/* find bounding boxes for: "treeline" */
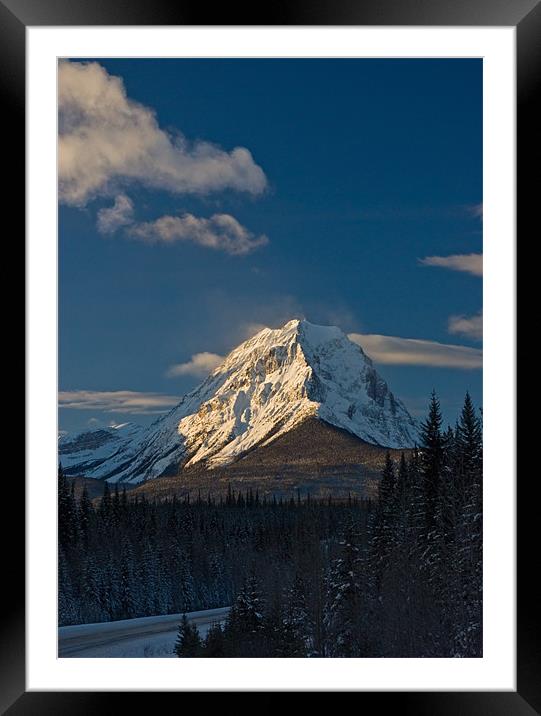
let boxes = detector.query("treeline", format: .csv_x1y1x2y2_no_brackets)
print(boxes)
59,391,482,658
59,472,373,630
174,392,482,658
363,390,483,658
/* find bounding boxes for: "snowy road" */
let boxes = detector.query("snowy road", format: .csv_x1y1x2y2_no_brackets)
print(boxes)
58,607,230,658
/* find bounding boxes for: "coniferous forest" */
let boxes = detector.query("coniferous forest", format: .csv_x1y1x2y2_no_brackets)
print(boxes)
59,392,482,658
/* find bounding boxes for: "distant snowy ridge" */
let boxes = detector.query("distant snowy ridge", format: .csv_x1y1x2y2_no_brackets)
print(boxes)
59,423,145,473
60,320,419,483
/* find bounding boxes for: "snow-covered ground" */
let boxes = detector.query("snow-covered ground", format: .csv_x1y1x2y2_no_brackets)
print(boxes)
58,607,230,658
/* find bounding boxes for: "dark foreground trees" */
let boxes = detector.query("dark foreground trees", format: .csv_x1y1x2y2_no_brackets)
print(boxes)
59,392,482,658
174,614,201,657
58,478,372,630
363,391,483,657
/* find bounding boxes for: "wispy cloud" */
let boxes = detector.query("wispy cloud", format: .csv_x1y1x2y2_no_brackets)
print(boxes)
448,311,483,341
348,333,482,370
59,390,181,414
239,322,269,339
97,194,134,234
419,253,483,277
166,352,224,378
469,203,483,219
127,213,268,255
58,61,267,206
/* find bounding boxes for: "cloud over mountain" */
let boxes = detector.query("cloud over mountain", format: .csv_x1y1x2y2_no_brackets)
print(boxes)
59,390,181,414
166,352,224,378
348,333,482,369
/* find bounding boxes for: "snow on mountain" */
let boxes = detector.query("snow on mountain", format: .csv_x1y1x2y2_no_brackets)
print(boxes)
61,320,419,483
59,423,145,474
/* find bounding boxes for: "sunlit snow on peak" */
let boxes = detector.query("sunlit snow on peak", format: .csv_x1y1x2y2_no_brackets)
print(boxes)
60,319,419,483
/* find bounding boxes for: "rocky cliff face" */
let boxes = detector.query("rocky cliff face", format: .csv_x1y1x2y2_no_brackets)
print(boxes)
60,320,418,483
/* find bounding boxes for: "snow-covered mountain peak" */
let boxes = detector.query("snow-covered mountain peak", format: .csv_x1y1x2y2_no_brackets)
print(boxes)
61,320,419,483
213,319,361,378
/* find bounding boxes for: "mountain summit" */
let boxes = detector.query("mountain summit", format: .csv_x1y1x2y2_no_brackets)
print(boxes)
61,320,418,484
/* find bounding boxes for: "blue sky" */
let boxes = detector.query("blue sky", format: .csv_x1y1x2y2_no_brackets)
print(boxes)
59,58,482,433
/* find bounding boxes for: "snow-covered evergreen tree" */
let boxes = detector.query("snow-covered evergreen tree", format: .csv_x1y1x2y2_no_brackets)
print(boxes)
223,575,265,656
325,518,363,657
282,574,312,656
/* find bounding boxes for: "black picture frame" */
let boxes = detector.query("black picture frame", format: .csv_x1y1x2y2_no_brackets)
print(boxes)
8,0,536,710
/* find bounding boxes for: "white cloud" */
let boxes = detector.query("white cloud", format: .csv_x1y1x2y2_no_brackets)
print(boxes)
419,253,483,277
127,212,268,255
348,333,482,370
59,390,181,414
166,352,224,378
58,61,267,206
96,194,134,234
448,311,483,341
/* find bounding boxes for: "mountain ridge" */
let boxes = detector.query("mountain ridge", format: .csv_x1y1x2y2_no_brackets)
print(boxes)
128,417,412,501
60,319,418,484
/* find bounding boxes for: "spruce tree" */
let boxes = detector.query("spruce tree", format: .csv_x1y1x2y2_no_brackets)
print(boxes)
118,538,136,618
455,393,483,656
79,485,92,546
420,391,445,537
325,518,363,657
203,622,225,657
174,614,202,657
456,392,483,489
120,486,128,516
58,463,69,548
379,451,396,508
281,573,311,656
224,575,265,656
58,463,76,550
263,589,287,657
100,481,112,524
112,484,121,528
370,452,397,591
396,453,409,516
59,545,78,626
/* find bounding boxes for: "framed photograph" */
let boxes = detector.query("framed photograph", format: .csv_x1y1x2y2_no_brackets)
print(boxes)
8,0,536,709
